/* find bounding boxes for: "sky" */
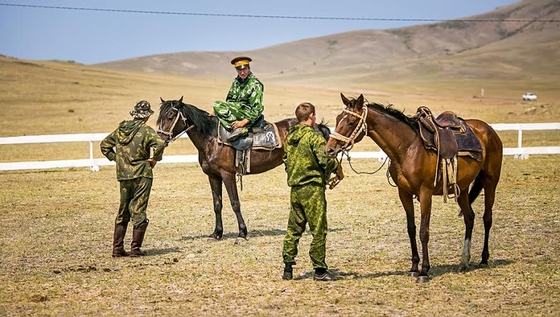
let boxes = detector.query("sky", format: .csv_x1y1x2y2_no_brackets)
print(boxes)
0,0,519,65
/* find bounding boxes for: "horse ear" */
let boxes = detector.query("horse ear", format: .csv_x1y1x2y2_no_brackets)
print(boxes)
179,96,183,103
356,94,364,109
340,93,350,106
160,97,165,103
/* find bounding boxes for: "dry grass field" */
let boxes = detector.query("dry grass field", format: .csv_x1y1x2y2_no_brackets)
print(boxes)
1,55,560,316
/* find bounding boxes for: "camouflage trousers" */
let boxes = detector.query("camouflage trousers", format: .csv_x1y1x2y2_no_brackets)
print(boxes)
213,101,251,129
115,177,152,228
282,183,328,269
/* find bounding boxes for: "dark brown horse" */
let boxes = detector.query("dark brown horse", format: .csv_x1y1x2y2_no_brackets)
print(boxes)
325,93,503,282
156,97,330,240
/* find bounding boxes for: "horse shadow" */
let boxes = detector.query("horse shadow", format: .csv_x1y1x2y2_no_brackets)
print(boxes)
179,227,346,241
332,258,514,281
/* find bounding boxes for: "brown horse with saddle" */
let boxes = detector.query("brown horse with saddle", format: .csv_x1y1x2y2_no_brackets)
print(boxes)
325,93,503,283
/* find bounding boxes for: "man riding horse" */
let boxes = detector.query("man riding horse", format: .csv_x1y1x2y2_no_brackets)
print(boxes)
213,56,264,142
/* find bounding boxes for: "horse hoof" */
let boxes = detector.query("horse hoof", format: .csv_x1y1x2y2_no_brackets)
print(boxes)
416,276,430,283
479,262,489,268
458,265,470,273
233,237,247,245
410,271,419,278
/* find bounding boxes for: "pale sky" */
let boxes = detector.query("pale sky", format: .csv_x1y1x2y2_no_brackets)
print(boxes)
0,0,518,64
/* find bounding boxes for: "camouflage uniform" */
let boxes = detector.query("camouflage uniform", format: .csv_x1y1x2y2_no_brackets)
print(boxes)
101,100,165,257
100,117,165,227
282,124,338,270
213,72,264,129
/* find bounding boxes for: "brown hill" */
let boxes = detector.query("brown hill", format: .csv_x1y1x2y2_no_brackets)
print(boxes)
95,0,560,86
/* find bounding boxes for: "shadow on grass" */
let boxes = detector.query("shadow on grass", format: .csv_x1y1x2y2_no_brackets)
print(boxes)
304,258,515,281
146,247,182,256
180,227,346,241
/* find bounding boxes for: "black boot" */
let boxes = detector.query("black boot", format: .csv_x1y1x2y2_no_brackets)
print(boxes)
226,127,249,142
130,220,149,257
282,263,293,280
313,268,336,281
112,223,129,257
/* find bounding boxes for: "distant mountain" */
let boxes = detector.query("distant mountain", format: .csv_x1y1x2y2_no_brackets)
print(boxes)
95,0,560,85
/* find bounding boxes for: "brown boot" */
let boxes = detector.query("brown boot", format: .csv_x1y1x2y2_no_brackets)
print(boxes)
130,220,149,257
112,223,129,257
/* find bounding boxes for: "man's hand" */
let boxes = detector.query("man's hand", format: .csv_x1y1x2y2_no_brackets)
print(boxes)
327,164,344,190
147,158,157,168
231,119,250,129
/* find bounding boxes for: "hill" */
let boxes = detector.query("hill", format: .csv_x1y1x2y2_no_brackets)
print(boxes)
95,0,560,88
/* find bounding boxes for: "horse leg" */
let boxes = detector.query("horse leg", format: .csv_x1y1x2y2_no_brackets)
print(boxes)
458,191,474,272
417,189,433,283
398,188,420,277
480,174,498,267
223,174,248,240
208,175,224,240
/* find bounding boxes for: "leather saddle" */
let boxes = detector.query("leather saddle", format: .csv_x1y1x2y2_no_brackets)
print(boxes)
417,106,482,161
218,115,282,151
217,115,282,176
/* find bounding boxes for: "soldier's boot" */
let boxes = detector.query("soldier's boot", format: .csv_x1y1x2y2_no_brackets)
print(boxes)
282,263,293,280
112,223,129,257
226,127,249,142
130,220,149,257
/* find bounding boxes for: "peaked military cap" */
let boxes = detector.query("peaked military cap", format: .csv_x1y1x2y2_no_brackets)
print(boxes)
231,56,252,70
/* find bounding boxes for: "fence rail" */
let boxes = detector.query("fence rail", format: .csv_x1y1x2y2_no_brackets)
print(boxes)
1,123,559,171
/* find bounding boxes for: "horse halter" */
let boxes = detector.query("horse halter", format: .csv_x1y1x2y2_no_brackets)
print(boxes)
329,104,368,152
157,107,191,143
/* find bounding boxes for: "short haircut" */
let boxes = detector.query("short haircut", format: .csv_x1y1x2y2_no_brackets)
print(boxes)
295,102,315,122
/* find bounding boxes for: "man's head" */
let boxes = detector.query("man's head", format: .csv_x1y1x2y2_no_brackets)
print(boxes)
231,56,252,80
130,100,154,120
295,102,316,125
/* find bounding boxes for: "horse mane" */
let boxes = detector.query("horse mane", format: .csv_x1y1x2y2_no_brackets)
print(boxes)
316,120,331,140
366,101,419,132
159,99,217,136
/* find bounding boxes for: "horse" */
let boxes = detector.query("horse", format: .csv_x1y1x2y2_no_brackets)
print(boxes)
325,93,503,283
156,97,331,241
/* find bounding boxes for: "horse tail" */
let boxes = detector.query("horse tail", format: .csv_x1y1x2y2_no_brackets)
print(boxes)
462,171,485,216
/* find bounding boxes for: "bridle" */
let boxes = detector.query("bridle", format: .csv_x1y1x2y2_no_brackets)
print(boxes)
328,102,390,178
157,106,193,143
328,104,368,153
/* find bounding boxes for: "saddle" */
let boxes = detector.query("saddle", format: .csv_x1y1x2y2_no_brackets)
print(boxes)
217,115,282,176
417,106,483,202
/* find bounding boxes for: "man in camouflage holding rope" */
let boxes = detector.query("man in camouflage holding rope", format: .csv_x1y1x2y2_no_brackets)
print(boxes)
213,56,264,142
100,100,166,257
281,102,341,281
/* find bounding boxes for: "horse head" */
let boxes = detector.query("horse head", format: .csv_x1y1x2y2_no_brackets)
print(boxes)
325,93,368,158
156,96,189,144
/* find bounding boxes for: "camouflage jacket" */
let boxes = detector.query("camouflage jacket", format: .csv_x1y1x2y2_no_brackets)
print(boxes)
224,72,264,123
282,124,338,187
100,120,165,181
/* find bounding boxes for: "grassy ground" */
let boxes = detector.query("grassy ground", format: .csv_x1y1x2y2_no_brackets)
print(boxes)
0,155,559,316
1,56,559,316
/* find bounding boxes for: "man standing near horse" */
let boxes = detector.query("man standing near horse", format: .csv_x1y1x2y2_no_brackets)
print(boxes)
281,102,340,281
213,56,264,142
100,100,166,257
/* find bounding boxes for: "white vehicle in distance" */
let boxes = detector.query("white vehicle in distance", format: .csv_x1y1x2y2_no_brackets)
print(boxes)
522,93,537,101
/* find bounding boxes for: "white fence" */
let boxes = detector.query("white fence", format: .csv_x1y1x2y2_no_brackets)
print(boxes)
1,123,559,171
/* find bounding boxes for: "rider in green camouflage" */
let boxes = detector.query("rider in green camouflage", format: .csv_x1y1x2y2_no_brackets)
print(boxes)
213,56,264,142
281,102,339,281
100,100,166,257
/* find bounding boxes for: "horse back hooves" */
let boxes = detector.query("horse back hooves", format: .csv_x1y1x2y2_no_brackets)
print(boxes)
234,237,248,245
